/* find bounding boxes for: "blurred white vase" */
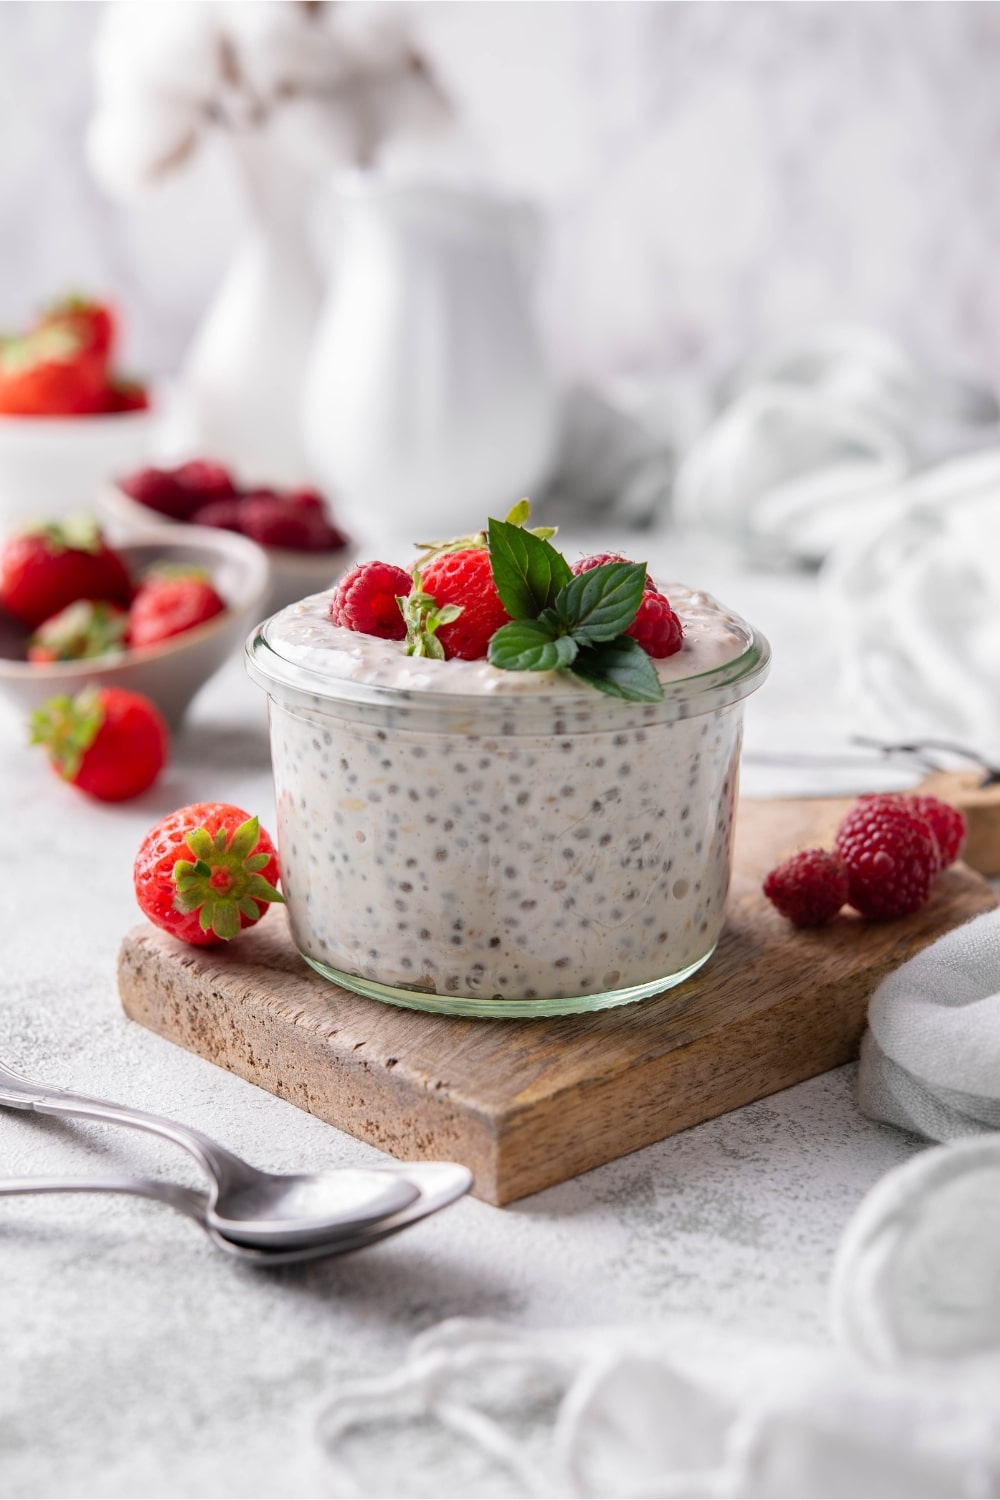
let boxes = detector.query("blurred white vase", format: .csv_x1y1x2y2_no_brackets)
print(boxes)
177,134,322,484
301,178,559,541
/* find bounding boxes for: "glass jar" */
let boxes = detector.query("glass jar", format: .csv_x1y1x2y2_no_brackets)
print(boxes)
246,591,770,1018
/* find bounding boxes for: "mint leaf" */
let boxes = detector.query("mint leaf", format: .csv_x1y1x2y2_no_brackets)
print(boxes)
488,518,573,620
569,635,664,701
554,562,646,644
488,619,579,672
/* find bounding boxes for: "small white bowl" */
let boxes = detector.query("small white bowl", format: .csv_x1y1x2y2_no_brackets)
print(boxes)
0,523,269,730
0,408,156,532
99,480,354,615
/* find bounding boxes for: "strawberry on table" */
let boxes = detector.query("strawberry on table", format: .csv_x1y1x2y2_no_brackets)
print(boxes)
0,519,132,628
100,375,149,413
30,685,168,802
27,599,128,663
128,569,226,648
133,802,283,945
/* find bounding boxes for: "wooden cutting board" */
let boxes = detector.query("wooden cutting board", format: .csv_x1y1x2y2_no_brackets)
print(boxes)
118,796,996,1205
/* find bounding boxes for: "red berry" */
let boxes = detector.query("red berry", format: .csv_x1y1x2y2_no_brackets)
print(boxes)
238,494,316,550
29,685,168,802
41,296,116,361
284,488,325,512
133,801,282,946
0,324,105,416
626,590,683,658
330,560,412,639
190,498,245,533
120,466,195,520
763,849,849,927
27,599,128,662
173,460,235,505
419,547,511,660
572,553,661,592
100,377,149,414
866,793,965,871
0,520,132,628
128,572,226,649
834,799,939,921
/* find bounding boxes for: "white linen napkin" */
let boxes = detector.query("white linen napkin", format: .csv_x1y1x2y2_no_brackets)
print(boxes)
672,325,999,567
320,911,1000,1497
822,449,1000,763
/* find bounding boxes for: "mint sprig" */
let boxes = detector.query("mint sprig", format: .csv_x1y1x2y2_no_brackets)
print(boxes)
485,518,664,702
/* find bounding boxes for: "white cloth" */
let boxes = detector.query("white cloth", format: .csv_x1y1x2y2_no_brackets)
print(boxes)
672,325,1000,567
319,911,1000,1497
822,449,1000,762
858,905,1000,1141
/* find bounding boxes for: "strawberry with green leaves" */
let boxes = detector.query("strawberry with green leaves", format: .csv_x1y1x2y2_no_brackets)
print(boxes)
30,685,168,802
133,803,283,946
0,519,132,629
27,599,129,663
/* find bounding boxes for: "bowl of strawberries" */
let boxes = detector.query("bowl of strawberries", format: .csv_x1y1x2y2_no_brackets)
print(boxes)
0,517,269,728
0,295,155,528
103,458,354,614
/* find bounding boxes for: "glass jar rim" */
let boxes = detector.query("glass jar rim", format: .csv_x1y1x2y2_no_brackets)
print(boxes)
245,619,771,728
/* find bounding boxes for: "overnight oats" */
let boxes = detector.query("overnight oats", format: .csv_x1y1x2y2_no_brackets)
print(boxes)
246,510,770,1017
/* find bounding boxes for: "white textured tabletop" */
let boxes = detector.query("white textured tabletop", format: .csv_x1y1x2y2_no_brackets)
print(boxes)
0,531,929,1499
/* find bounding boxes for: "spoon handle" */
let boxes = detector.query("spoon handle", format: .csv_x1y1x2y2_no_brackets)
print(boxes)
0,1058,249,1188
0,1174,209,1220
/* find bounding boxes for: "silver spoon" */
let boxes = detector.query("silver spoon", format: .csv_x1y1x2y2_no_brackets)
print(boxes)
0,1160,472,1265
0,1058,420,1248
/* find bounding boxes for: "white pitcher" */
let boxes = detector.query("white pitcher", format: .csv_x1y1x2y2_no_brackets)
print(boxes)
177,133,323,485
301,178,560,541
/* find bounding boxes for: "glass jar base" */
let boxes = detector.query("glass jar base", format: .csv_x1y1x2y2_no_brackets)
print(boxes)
299,947,718,1019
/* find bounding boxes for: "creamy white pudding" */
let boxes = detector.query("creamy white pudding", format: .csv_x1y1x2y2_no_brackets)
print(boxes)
246,585,770,1017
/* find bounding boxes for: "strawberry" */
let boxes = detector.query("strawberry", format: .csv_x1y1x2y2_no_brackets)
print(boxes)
0,520,133,628
133,802,282,945
0,324,105,416
29,685,168,802
40,295,116,360
27,599,128,662
418,547,511,660
100,376,149,414
128,570,226,648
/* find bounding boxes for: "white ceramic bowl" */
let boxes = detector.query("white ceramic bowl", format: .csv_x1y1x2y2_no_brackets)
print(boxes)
99,480,354,615
0,523,269,730
0,408,156,532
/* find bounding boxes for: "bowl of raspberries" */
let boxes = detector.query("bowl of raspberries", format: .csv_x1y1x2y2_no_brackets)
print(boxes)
105,459,353,614
0,295,154,529
0,517,269,727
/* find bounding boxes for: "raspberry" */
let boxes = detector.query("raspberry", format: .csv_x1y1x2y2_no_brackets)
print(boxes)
191,498,244,533
419,548,511,660
626,590,683,658
173,460,235,504
908,795,966,868
330,560,411,639
121,466,196,521
572,553,661,592
763,849,849,927
239,494,316,551
833,800,939,921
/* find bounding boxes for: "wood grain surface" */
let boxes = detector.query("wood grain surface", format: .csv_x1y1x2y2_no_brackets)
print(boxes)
118,795,997,1205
